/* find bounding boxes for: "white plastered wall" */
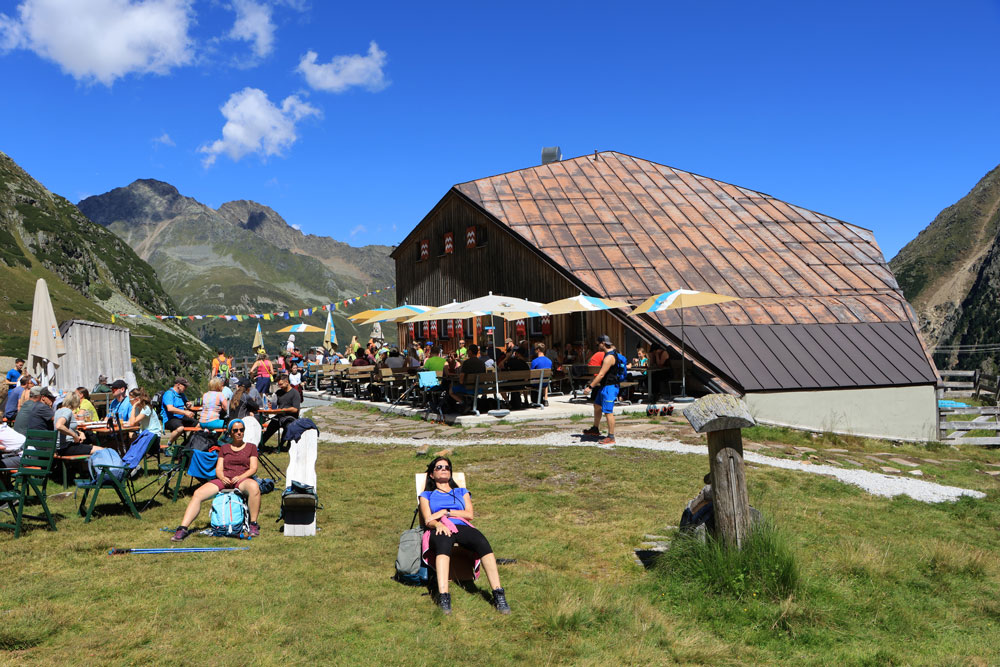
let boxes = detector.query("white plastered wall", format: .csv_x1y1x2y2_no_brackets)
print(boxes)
743,384,938,442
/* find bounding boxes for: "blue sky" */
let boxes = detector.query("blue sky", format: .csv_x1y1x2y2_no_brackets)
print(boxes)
1,0,998,259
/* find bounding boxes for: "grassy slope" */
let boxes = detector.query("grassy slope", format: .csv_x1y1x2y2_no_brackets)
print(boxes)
0,152,213,390
889,163,1000,306
2,428,999,664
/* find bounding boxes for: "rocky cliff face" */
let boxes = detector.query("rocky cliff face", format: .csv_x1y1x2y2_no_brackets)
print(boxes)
78,179,396,355
890,164,1000,369
216,199,395,286
0,153,212,387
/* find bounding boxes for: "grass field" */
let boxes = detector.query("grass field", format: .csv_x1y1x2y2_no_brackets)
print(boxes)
2,437,999,665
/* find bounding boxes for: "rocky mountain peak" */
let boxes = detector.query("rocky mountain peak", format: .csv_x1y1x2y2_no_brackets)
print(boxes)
79,178,209,227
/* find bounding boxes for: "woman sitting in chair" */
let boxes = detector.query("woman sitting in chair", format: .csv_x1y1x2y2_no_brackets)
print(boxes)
418,456,510,615
199,377,230,430
171,420,261,541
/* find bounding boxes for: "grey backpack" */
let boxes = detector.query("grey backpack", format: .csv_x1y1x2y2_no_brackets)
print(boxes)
394,508,426,585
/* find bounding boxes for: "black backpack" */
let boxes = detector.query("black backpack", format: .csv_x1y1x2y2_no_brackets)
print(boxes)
151,389,165,411
187,430,218,452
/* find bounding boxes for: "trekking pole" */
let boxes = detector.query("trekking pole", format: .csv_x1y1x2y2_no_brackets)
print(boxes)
376,378,420,422
109,547,250,555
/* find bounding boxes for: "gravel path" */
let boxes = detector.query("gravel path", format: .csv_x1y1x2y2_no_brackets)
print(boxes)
322,432,985,503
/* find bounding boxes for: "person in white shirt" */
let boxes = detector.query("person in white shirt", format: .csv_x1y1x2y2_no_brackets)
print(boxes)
288,363,303,397
0,423,26,468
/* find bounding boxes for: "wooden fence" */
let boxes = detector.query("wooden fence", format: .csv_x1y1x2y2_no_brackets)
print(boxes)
937,370,1000,445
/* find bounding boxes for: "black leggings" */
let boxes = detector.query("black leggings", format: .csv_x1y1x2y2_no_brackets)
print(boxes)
429,524,494,558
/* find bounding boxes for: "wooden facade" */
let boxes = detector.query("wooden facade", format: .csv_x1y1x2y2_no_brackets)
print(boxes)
393,191,651,359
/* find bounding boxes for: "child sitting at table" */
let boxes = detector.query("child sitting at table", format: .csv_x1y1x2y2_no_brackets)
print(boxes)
200,377,230,430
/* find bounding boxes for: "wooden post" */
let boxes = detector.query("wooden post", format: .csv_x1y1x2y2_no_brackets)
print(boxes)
683,395,756,548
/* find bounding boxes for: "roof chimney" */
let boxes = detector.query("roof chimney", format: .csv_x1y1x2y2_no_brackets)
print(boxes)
541,146,562,165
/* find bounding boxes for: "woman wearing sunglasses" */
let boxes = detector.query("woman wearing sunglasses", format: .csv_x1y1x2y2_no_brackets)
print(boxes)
419,456,510,615
171,419,261,541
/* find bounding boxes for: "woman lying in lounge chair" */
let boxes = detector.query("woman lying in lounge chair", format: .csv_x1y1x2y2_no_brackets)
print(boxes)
419,456,510,615
171,420,260,541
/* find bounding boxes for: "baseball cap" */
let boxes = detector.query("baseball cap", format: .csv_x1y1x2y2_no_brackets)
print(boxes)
29,385,43,397
174,376,189,386
596,334,612,345
238,377,252,388
110,379,128,390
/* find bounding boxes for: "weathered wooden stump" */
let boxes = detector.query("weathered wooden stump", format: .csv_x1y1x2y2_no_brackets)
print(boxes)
683,395,756,548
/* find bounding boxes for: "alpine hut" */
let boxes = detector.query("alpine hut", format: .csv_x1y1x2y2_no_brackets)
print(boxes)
391,151,939,441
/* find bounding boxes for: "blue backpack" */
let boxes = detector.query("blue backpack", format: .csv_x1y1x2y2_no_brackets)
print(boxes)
210,491,250,538
607,351,628,384
89,448,126,482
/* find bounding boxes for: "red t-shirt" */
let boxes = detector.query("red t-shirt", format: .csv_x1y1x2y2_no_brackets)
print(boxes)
220,442,258,479
587,352,605,367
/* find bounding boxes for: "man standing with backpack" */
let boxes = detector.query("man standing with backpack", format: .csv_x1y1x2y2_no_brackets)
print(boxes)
212,350,233,382
582,335,627,445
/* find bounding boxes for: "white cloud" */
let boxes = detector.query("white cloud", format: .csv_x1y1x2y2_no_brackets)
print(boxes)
228,0,274,59
153,132,175,146
297,41,388,93
199,87,320,167
349,224,364,237
0,0,194,86
291,223,301,231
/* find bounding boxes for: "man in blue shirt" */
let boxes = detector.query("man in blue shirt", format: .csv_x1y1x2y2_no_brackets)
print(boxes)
161,377,197,445
108,379,133,423
4,375,29,420
530,343,553,406
6,359,24,389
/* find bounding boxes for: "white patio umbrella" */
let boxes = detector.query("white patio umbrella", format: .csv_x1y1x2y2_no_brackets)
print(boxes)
629,289,741,402
28,278,66,388
359,304,432,325
406,293,550,417
542,293,633,352
369,321,384,341
252,322,263,350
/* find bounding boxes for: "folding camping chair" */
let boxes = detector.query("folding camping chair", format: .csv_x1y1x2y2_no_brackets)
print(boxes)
0,429,58,538
414,471,477,582
75,455,142,523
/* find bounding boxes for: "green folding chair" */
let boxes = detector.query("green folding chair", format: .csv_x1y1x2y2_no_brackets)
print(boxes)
0,429,59,538
75,460,142,523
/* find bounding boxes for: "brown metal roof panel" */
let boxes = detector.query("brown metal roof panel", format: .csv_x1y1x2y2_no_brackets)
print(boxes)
576,158,621,198
558,159,600,198
752,325,823,387
717,302,753,326
549,225,579,248
520,168,554,200
783,242,824,265
775,298,819,324
616,267,646,296
806,325,887,385
712,326,779,389
808,264,852,292
791,326,860,387
496,198,527,226
734,326,801,388
490,176,516,200
881,323,939,382
581,246,612,270
854,323,936,383
600,244,633,270
566,224,597,246
799,298,841,324
573,269,602,294
553,198,585,226
536,198,568,227
480,199,506,220
536,164,568,199
773,251,833,295
544,247,568,269
680,325,757,392
695,304,731,326
509,224,537,246
454,182,480,201
866,294,908,321
716,248,778,297
504,171,532,199
737,299,775,325
618,243,652,269
568,198,602,227
757,300,797,325
819,325,900,385
828,265,872,291
766,326,835,387
850,264,894,291
594,269,628,297
508,197,542,225
635,267,670,295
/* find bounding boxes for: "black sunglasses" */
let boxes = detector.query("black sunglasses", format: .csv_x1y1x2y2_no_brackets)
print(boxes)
434,464,451,471
230,427,245,433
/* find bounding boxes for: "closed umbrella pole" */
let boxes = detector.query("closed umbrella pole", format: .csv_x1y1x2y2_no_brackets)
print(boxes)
28,278,66,387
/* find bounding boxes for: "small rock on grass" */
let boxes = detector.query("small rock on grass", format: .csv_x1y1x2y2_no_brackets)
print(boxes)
826,448,849,453
908,470,924,476
880,466,901,474
889,457,920,467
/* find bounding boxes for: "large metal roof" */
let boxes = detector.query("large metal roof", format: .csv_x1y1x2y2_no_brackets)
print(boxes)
449,151,937,392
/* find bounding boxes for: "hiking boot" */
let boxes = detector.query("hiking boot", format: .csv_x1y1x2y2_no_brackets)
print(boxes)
582,426,601,437
542,400,549,407
437,593,452,615
249,522,260,538
599,435,616,445
171,526,190,542
492,588,511,614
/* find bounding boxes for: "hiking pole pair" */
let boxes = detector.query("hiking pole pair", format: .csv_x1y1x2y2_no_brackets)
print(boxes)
109,547,250,555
